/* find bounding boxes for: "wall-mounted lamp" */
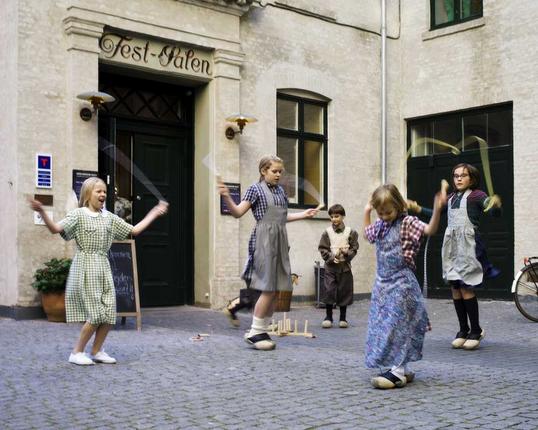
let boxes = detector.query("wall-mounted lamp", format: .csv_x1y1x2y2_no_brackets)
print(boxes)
77,91,115,121
225,114,258,140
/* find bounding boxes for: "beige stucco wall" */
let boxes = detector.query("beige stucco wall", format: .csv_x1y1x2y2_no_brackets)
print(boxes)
9,0,532,311
399,0,538,274
0,0,19,306
236,2,399,298
2,0,249,309
0,0,405,310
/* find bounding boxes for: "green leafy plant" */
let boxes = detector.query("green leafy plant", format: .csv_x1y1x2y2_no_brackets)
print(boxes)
32,258,72,293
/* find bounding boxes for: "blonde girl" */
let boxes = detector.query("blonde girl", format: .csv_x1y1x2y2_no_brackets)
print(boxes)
218,155,318,350
29,177,168,365
363,184,445,389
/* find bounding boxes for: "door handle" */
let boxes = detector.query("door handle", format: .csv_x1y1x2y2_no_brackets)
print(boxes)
136,195,142,201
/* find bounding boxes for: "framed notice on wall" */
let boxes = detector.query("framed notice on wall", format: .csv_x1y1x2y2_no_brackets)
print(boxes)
220,183,241,215
72,170,98,200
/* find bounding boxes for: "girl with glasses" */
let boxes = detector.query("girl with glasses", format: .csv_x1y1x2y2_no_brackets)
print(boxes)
408,163,502,351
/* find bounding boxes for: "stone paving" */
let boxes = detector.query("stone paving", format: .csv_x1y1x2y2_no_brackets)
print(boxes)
1,298,537,430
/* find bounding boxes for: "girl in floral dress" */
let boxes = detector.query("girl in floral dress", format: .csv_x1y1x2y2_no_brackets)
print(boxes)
363,184,446,389
30,177,168,365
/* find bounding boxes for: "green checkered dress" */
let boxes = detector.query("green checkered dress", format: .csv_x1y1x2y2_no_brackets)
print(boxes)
60,207,133,325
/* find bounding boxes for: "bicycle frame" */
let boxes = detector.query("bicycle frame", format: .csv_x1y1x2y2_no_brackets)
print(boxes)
511,256,538,293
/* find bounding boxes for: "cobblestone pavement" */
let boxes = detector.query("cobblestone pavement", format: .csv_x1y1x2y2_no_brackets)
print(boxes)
1,299,537,430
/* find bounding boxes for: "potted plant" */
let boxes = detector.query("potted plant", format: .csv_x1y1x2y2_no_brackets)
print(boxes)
32,258,71,322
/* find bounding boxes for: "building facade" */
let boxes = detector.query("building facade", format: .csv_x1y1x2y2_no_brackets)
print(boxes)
1,0,534,316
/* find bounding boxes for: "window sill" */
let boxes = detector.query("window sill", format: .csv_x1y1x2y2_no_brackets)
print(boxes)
422,17,485,41
288,208,330,220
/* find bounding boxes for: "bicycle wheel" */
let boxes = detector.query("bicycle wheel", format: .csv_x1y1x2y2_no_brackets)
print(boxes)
514,262,538,322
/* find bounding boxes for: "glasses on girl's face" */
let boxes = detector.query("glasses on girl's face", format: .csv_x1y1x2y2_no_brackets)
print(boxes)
453,173,469,179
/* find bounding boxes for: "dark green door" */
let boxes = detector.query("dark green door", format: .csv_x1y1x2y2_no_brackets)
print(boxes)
131,128,193,306
406,104,514,299
98,70,194,306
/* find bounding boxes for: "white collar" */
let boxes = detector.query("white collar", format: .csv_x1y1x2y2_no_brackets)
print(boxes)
83,207,109,217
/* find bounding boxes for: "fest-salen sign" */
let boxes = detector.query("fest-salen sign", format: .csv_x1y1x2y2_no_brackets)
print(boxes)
99,33,212,78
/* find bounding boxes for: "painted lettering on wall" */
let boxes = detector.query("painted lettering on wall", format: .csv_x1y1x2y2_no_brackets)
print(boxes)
99,33,212,77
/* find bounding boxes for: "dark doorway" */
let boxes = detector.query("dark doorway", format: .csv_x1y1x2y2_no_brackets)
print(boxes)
407,103,513,299
98,71,194,306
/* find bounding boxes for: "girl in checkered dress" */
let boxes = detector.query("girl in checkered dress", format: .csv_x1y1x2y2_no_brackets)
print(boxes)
363,184,446,389
218,155,318,351
30,177,168,366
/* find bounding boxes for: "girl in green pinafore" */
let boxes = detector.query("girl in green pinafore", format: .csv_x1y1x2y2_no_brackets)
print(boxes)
30,177,168,366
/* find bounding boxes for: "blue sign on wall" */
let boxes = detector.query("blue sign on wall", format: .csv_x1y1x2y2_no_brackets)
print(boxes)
36,153,52,188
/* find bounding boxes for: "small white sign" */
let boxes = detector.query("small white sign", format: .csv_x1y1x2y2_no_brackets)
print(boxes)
36,153,52,189
34,210,53,226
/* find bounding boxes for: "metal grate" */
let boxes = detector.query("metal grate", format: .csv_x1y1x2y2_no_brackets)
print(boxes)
99,80,185,123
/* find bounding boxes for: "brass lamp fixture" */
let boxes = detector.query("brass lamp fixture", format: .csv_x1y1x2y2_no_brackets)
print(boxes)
225,114,258,139
77,91,116,121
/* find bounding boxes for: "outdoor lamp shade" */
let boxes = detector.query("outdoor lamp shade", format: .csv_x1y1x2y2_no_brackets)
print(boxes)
225,114,258,137
76,91,115,109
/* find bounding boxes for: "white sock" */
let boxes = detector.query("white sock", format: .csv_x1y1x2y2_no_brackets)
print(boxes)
390,365,405,381
248,316,266,337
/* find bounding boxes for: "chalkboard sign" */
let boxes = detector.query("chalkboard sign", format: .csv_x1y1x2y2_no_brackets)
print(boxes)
220,182,241,215
108,240,141,330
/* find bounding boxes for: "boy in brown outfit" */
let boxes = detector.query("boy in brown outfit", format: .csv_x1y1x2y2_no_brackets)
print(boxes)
318,204,359,328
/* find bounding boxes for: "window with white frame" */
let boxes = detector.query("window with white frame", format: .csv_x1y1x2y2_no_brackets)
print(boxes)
276,93,327,208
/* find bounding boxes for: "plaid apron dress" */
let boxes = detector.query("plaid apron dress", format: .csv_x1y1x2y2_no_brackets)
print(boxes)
249,181,292,292
60,207,133,325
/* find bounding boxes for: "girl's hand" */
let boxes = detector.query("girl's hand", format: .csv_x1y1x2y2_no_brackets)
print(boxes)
427,321,432,331
29,199,44,213
217,178,230,197
154,201,169,216
484,194,502,212
440,179,449,200
302,208,318,218
406,199,421,213
364,201,373,212
434,192,448,210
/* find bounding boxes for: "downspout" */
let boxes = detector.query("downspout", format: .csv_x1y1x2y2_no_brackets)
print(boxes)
381,0,387,184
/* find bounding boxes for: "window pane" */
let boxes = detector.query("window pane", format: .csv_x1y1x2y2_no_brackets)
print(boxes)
461,0,481,19
277,136,298,203
463,113,487,151
434,0,454,26
409,123,433,157
304,103,324,134
487,110,512,148
303,140,324,206
433,117,462,154
277,98,298,130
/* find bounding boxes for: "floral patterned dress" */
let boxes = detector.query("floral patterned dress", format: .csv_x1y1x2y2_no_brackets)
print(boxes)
364,217,429,368
60,207,133,325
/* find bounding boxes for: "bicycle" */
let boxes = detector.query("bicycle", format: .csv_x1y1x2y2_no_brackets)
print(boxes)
512,256,538,322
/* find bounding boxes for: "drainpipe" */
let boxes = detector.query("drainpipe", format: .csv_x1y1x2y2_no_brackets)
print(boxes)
381,0,387,184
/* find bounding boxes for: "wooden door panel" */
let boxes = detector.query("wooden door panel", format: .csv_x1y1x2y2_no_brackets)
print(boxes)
133,132,192,306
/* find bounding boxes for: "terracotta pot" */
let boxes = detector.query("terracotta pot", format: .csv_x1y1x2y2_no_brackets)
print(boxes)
41,291,66,322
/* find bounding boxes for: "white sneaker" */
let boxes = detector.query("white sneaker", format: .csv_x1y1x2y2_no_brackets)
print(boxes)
91,350,117,364
68,352,94,366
